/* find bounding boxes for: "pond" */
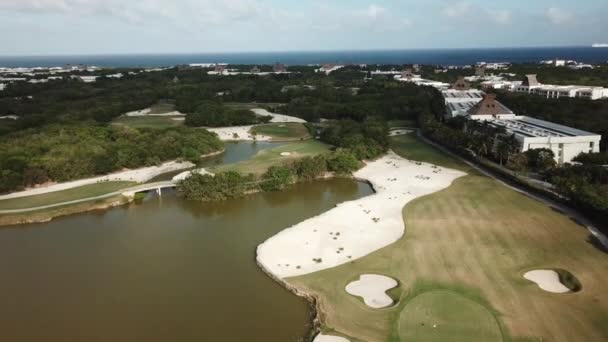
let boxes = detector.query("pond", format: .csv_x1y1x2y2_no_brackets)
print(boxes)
0,178,373,341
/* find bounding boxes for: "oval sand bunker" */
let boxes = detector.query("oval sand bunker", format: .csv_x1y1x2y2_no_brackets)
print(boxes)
280,152,292,156
345,274,398,309
524,270,571,293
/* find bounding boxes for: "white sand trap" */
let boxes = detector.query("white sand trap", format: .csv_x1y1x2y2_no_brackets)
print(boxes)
524,270,571,293
313,334,350,342
345,274,398,309
280,152,292,156
257,151,466,278
207,126,272,141
172,168,214,182
251,108,306,123
389,129,413,136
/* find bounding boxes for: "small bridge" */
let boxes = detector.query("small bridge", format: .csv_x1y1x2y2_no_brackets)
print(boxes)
121,181,177,198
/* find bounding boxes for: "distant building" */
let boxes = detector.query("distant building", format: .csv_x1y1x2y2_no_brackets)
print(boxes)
466,94,515,120
273,63,287,73
452,76,471,91
250,66,261,74
514,74,608,100
475,65,486,77
400,68,415,80
442,89,485,118
0,83,5,91
214,65,227,74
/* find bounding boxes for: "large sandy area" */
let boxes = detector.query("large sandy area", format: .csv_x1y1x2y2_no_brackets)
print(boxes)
257,151,466,278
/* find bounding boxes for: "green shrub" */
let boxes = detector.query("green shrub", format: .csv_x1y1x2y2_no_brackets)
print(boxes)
260,165,293,192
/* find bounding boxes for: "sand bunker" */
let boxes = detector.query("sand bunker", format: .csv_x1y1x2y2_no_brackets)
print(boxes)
172,168,213,182
313,334,350,342
524,270,571,293
257,151,466,278
207,126,272,141
251,108,306,123
389,129,413,136
280,152,292,156
345,274,398,309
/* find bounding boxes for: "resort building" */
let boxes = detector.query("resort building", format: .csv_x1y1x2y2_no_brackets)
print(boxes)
464,94,601,164
396,69,450,90
440,87,602,163
514,74,608,100
442,85,485,118
486,116,601,164
250,66,261,74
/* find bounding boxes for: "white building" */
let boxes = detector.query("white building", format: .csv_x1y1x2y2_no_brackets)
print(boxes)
486,116,601,164
442,89,485,118
514,74,608,100
395,69,450,90
465,94,601,164
0,83,5,91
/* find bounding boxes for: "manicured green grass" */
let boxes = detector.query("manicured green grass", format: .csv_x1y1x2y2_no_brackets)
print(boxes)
112,115,184,129
211,140,331,175
0,181,137,210
398,290,503,342
389,134,469,172
251,123,312,141
288,134,608,341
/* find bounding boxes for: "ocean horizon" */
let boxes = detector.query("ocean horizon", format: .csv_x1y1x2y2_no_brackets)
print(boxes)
1,46,607,68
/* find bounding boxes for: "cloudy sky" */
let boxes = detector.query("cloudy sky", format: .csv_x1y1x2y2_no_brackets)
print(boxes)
0,0,606,55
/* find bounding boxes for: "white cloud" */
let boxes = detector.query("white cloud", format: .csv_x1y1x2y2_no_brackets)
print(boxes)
441,1,511,25
546,7,574,25
441,1,472,18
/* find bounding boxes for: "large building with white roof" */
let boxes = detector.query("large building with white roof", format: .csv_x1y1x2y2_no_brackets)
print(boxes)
514,75,608,100
441,83,602,164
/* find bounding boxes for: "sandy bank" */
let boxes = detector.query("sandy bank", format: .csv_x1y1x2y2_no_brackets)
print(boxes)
257,151,466,278
207,126,272,141
124,108,185,116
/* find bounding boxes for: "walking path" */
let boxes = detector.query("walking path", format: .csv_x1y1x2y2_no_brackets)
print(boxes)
416,131,608,249
0,181,175,214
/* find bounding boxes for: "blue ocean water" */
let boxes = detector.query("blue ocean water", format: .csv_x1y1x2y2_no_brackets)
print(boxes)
1,47,607,68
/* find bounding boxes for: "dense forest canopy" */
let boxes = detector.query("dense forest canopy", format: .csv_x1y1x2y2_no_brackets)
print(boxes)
0,125,222,193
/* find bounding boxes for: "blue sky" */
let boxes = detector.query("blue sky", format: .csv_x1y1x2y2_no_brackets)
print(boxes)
0,0,606,55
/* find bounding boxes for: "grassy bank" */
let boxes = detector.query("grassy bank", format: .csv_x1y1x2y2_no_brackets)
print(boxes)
211,140,331,175
251,123,312,141
0,181,137,210
0,194,129,227
287,134,608,341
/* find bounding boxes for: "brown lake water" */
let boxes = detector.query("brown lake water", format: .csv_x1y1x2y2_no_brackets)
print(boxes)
0,179,373,341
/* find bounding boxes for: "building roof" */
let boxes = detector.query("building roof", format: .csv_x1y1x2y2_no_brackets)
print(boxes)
452,76,471,91
467,94,513,116
486,116,600,138
522,74,540,87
